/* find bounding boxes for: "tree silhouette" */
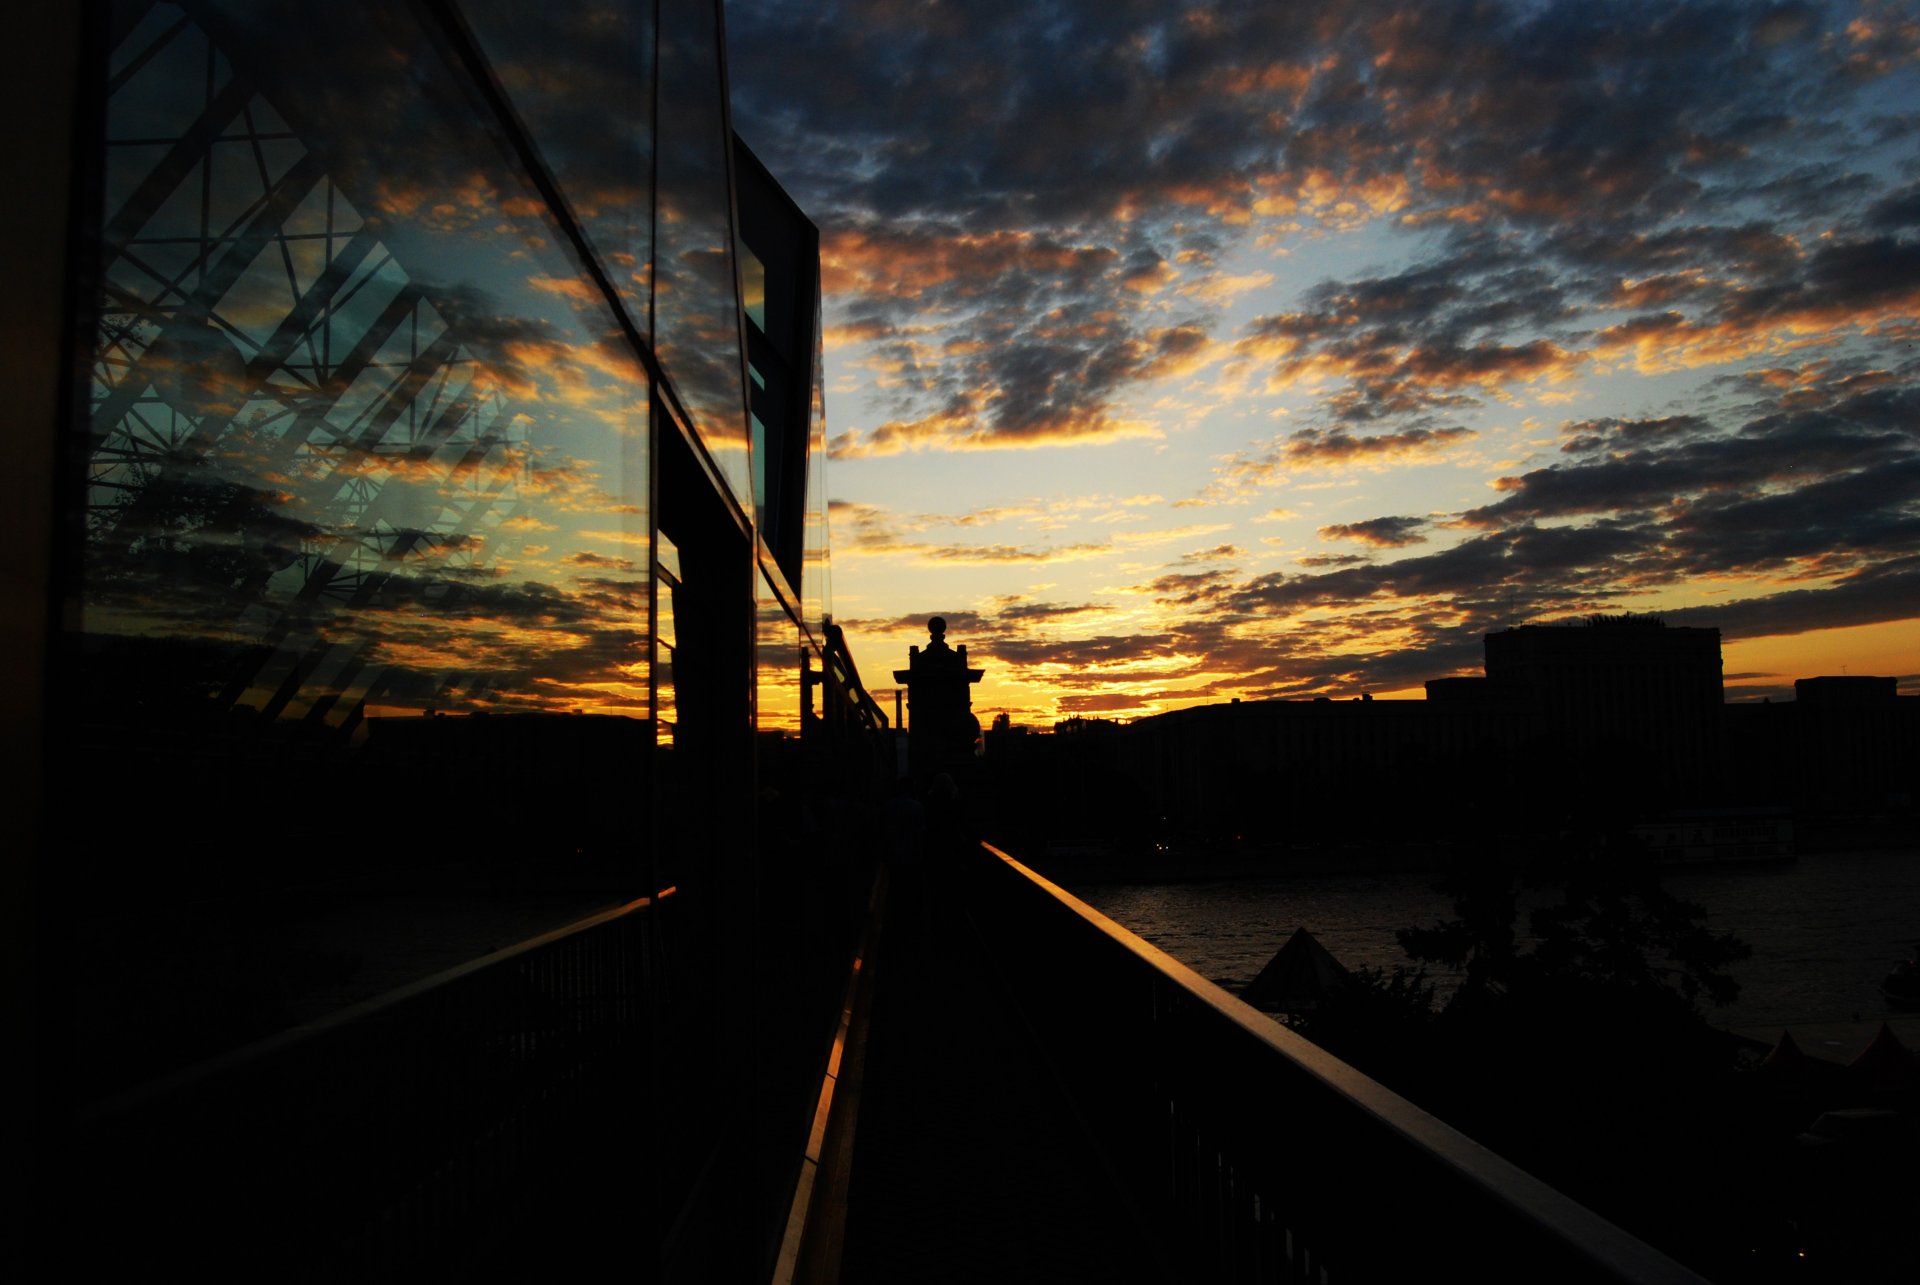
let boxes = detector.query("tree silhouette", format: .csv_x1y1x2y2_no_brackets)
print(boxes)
1370,840,1756,1272
1399,840,1749,1034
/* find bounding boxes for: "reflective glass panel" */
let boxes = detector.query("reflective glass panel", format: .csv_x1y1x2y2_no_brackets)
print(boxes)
757,567,803,738
750,410,768,521
458,0,655,330
802,302,831,633
656,530,680,747
655,0,750,508
741,243,766,332
80,1,653,890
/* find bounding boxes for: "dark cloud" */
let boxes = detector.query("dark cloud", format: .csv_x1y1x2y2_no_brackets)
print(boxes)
563,551,638,571
991,600,1104,622
1547,221,1804,277
1283,426,1477,466
1712,234,1920,328
1664,555,1920,638
988,632,1182,672
1318,516,1429,548
1666,460,1920,575
1465,385,1920,541
939,589,1503,708
921,540,1109,563
1139,570,1235,602
1865,179,1920,231
1056,690,1166,715
860,610,988,636
1180,543,1243,562
1751,163,1881,222
1559,415,1709,455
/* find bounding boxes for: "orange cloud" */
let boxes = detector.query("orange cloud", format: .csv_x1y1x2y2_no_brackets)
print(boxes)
829,396,1160,458
1594,280,1920,371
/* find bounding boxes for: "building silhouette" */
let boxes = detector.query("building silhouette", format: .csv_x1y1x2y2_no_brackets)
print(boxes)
1725,675,1917,827
1483,617,1724,790
1052,619,1915,855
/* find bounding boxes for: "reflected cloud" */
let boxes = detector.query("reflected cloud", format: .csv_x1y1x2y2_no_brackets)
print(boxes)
83,2,658,737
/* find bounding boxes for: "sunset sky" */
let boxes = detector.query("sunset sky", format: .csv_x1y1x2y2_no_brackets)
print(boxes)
727,0,1920,722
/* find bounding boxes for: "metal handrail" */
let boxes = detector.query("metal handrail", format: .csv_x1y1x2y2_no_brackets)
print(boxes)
76,890,665,1123
969,842,1710,1284
69,889,672,1277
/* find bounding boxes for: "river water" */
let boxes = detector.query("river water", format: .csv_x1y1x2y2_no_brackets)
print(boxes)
1070,849,1920,1036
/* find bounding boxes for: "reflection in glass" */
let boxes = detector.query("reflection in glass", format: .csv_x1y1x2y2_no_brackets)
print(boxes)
802,300,832,632
83,2,653,829
741,245,766,331
655,0,750,508
656,532,681,747
459,1,656,331
67,0,675,1099
751,410,769,520
757,568,803,738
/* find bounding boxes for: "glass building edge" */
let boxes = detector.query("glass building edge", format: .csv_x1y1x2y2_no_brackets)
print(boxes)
653,0,753,513
458,0,764,557
731,132,825,615
35,12,848,1260
451,0,660,343
756,559,805,739
802,288,832,630
10,4,89,1207
48,0,779,1083
86,0,660,729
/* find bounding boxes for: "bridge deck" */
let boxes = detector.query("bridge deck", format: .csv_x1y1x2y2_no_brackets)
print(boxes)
832,874,1164,1283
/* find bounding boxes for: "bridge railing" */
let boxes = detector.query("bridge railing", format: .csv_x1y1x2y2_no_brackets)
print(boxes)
963,843,1710,1284
69,893,669,1278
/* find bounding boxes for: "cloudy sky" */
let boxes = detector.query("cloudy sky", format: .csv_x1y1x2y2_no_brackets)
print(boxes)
727,0,1920,721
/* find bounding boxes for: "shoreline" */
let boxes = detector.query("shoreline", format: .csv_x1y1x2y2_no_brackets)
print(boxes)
1023,831,1918,889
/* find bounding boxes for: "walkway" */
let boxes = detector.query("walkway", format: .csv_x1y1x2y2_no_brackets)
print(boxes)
828,863,1165,1284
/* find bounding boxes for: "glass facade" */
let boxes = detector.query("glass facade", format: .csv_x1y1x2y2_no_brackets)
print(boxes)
75,2,662,1013
655,0,751,504
804,302,834,626
0,3,912,1277
757,564,804,738
55,0,853,1099
87,5,654,752
461,2,657,327
22,7,896,1272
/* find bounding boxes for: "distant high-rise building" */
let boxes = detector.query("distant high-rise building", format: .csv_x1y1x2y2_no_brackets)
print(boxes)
1483,617,1723,793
